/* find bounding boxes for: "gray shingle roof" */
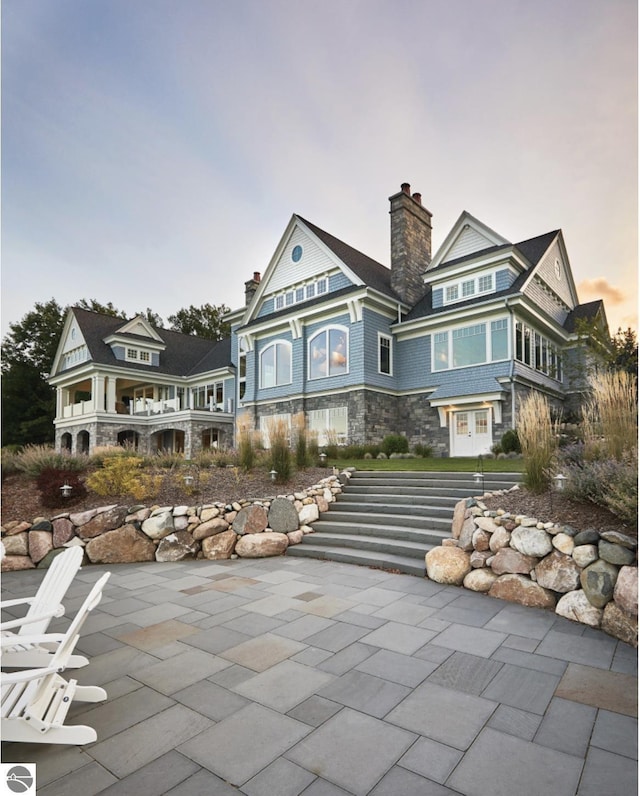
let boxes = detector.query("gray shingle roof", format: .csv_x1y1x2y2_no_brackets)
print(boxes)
70,307,231,377
563,300,606,333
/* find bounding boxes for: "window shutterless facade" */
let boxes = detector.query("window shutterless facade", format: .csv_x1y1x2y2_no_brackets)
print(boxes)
432,318,509,371
309,326,348,379
274,276,330,311
378,334,392,375
260,341,292,388
308,406,348,446
442,272,495,305
515,322,562,380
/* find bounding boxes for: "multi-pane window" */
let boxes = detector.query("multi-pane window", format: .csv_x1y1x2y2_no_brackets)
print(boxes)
462,280,475,297
515,322,562,380
259,413,292,448
140,351,150,362
308,407,348,446
238,339,247,400
478,274,493,292
317,278,328,294
126,348,138,360
193,382,225,410
309,327,348,379
442,272,495,304
433,318,509,371
260,341,292,388
379,334,392,375
445,285,459,302
273,276,329,311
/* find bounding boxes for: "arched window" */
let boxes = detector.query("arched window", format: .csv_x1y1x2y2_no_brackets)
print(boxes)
309,326,348,379
260,341,292,388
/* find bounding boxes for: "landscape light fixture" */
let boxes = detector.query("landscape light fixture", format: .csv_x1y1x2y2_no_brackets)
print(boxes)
319,453,327,466
269,469,278,482
60,483,73,499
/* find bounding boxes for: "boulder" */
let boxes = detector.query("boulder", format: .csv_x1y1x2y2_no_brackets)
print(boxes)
69,508,99,526
602,601,638,647
268,498,300,533
232,505,269,535
490,548,537,576
2,532,28,556
599,530,637,550
598,540,636,567
555,590,603,627
572,544,599,568
457,516,476,552
470,550,492,568
463,569,498,593
235,532,289,558
425,547,471,586
489,526,511,553
451,499,468,539
200,506,221,522
534,551,581,593
510,526,552,558
192,517,230,540
77,506,129,539
52,517,76,547
613,566,638,617
30,519,53,532
85,525,156,564
475,516,500,534
298,503,320,526
286,530,304,545
488,574,556,609
202,530,237,560
573,529,600,546
1,555,36,572
580,559,619,608
3,521,32,536
156,531,199,562
472,529,491,552
141,511,175,540
28,530,53,564
552,533,575,555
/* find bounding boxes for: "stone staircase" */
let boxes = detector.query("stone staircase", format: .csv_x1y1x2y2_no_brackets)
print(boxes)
286,470,522,576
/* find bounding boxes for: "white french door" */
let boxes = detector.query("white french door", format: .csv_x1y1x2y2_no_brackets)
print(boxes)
451,409,492,456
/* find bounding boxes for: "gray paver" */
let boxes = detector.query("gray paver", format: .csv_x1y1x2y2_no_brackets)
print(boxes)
287,695,343,727
233,660,335,712
38,761,117,796
272,614,335,641
316,642,377,675
386,681,497,750
286,707,416,796
305,621,370,652
359,621,437,654
426,651,503,695
481,663,560,715
447,727,583,796
487,705,542,741
484,602,557,639
431,623,507,658
536,629,617,669
399,736,463,784
242,757,316,796
577,747,638,796
98,751,200,796
318,669,411,718
178,703,311,786
164,768,241,795
173,680,250,720
182,625,252,653
590,709,638,759
534,697,597,757
356,648,439,686
132,647,231,694
370,765,460,795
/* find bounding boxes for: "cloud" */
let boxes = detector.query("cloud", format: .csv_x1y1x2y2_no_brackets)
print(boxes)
577,278,626,305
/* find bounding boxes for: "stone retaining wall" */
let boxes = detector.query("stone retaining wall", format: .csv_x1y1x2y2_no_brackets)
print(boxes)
1,475,343,571
425,487,638,647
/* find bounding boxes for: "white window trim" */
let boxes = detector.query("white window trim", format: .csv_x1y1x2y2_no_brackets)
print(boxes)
431,318,509,373
441,271,496,305
259,340,292,389
307,406,348,447
378,333,393,376
273,275,330,312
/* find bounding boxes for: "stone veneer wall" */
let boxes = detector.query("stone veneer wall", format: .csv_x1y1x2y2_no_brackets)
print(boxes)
1,475,344,571
425,487,638,647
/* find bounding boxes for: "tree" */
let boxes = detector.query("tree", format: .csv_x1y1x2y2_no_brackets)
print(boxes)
573,318,638,375
610,327,638,375
167,303,230,340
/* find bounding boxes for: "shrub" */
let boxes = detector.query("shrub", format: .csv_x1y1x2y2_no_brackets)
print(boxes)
14,445,87,477
293,413,309,469
381,434,409,457
307,431,319,465
267,418,291,483
564,450,638,526
153,449,185,469
1,448,21,479
36,468,88,508
500,429,521,454
86,455,162,501
582,370,637,461
237,413,257,471
517,393,558,493
413,443,433,458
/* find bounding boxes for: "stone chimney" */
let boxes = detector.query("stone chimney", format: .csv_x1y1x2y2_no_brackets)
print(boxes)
245,271,261,306
389,183,432,305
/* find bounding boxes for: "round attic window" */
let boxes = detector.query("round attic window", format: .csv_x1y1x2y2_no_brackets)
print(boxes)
292,245,303,263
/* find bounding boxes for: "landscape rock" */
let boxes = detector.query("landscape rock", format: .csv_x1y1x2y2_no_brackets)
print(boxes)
28,530,53,564
463,569,497,592
52,517,76,547
425,547,471,585
298,503,320,525
510,526,553,558
141,511,175,540
613,566,638,617
268,498,300,533
534,551,581,593
192,517,230,540
156,531,199,562
233,505,269,535
599,530,637,550
470,550,492,568
552,533,575,555
286,530,304,545
488,574,556,609
69,508,99,526
85,525,156,564
489,526,511,553
77,506,129,539
2,532,28,556
573,529,600,546
580,559,619,608
572,545,599,568
598,540,636,567
601,601,638,647
2,555,36,571
490,548,537,576
472,529,491,551
451,499,467,540
235,531,288,558
202,530,238,560
555,590,603,627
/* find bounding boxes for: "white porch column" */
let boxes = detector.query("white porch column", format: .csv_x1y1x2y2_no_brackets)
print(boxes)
106,377,117,413
93,375,106,412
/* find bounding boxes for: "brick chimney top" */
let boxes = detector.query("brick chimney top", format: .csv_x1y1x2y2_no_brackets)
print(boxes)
401,182,411,195
389,183,432,306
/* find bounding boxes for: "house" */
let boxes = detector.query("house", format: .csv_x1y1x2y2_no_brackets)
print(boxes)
50,183,606,458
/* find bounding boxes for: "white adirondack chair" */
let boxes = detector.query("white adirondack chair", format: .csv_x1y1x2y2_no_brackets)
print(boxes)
1,546,88,669
1,572,110,745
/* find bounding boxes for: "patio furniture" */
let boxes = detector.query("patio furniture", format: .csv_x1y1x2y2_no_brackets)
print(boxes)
1,572,110,745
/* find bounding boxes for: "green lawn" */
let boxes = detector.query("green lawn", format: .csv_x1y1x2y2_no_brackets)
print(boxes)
324,456,524,473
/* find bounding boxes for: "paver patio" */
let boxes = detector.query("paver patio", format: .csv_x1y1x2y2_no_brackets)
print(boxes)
1,556,637,795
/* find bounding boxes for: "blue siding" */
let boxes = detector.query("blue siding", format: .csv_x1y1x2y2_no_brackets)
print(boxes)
429,361,511,394
396,336,432,390
496,269,512,291
362,308,397,389
112,345,125,361
329,272,354,291
432,287,443,308
151,352,160,366
254,332,296,401
257,297,275,318
304,313,357,393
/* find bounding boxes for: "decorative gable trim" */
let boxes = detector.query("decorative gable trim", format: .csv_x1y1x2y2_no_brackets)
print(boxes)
429,211,510,271
50,310,90,377
112,315,165,342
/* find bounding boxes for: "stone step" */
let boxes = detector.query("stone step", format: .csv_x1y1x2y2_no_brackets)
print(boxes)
285,543,428,577
313,514,452,536
322,503,454,521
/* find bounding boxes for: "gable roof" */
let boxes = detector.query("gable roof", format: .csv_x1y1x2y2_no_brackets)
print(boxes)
297,217,399,300
564,300,608,333
61,307,231,377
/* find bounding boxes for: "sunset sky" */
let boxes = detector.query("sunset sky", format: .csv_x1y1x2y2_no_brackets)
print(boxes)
2,0,637,336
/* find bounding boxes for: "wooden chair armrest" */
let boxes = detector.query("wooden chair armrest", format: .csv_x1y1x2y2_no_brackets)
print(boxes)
0,605,65,631
1,665,60,685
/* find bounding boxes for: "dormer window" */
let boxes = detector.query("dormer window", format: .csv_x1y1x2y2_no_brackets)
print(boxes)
125,347,152,364
445,285,459,302
273,275,330,312
126,348,138,360
442,272,495,305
